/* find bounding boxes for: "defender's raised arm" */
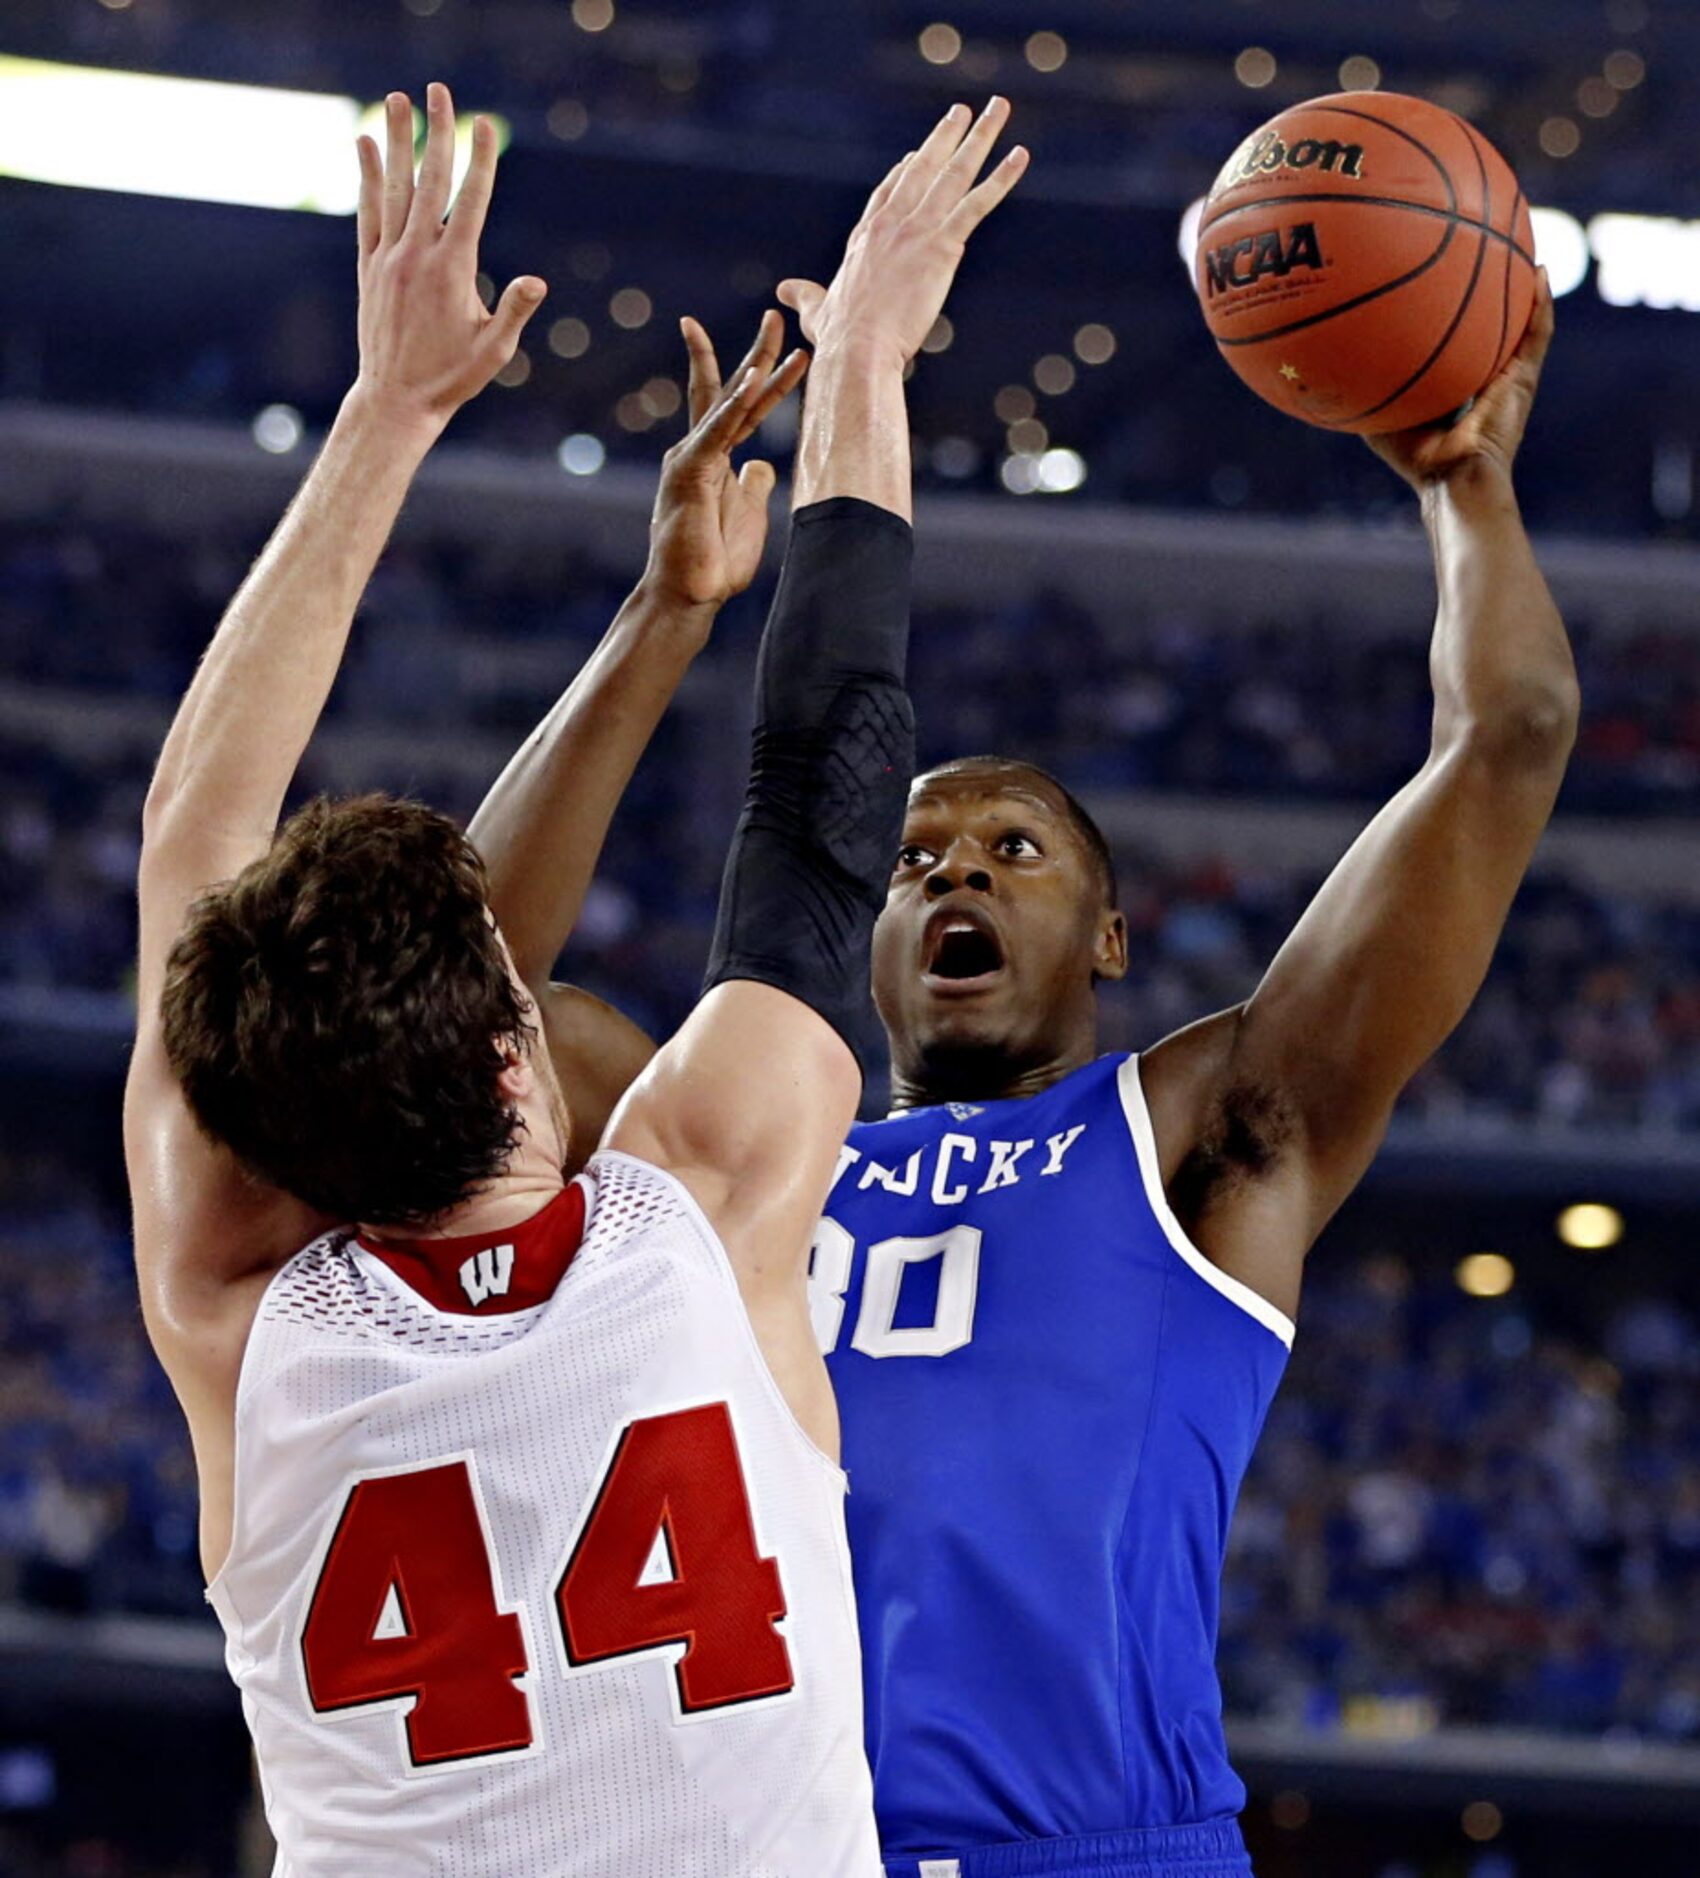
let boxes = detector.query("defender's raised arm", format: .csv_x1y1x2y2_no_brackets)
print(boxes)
606,99,1026,1448
138,90,540,971
127,86,544,1532
468,314,808,1158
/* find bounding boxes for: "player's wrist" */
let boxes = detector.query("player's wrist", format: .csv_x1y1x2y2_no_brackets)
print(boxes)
625,571,722,648
339,379,453,456
807,325,910,380
1419,455,1519,523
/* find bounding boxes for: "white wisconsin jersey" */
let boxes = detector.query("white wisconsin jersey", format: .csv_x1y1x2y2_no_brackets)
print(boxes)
208,1150,880,1877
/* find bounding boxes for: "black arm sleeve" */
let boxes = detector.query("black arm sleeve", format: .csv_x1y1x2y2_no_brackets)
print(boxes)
703,495,916,1071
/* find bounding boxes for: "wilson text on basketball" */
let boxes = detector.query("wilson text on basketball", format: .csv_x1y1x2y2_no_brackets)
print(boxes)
1215,131,1366,193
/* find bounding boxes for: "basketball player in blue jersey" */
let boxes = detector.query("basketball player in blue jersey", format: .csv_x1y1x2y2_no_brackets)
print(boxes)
799,275,1572,1878
472,204,1572,1878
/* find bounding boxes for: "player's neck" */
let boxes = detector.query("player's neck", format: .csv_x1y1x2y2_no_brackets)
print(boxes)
417,1173,567,1244
888,1032,1097,1112
360,1144,568,1247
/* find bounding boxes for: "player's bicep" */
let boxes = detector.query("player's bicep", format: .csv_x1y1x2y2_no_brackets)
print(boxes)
1236,739,1557,1184
133,819,265,1017
604,981,860,1290
125,1015,323,1390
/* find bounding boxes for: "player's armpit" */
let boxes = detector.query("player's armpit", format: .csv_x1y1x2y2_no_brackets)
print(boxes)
1139,1007,1314,1323
534,984,657,1177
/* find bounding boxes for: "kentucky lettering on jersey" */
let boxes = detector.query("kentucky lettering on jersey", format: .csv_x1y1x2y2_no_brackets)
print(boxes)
815,1053,1293,1869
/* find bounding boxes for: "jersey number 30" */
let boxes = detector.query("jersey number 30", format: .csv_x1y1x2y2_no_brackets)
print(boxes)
299,1403,793,1767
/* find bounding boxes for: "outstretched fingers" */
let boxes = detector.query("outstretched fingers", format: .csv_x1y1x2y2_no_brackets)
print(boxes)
674,345,807,470
410,81,458,234
446,114,501,254
380,92,416,246
928,95,1012,210
673,364,764,469
729,310,786,403
476,275,548,372
684,311,785,428
356,134,383,262
734,347,809,447
943,141,1030,242
681,317,723,427
889,103,970,216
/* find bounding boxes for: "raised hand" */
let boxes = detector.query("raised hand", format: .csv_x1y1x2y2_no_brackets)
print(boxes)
354,82,546,428
641,310,809,613
777,98,1027,373
1368,269,1555,492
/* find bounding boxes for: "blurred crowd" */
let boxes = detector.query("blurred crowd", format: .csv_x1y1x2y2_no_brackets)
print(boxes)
10,515,1700,1132
10,519,1700,813
912,586,1700,818
5,1149,1700,1747
0,1157,200,1621
1224,1256,1700,1741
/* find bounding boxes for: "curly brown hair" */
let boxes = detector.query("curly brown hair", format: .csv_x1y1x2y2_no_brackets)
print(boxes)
160,795,537,1228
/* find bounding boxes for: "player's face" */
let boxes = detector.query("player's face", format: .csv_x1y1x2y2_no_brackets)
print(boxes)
871,771,1126,1085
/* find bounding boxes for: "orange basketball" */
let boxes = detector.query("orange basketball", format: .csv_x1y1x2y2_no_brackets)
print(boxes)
1194,91,1536,435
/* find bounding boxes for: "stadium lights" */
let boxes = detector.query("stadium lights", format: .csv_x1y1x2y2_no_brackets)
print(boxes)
1033,353,1077,395
0,57,504,214
1455,1252,1515,1298
1234,48,1278,90
1557,1202,1624,1250
918,24,963,67
1529,207,1590,297
1037,447,1087,492
251,405,304,454
1589,213,1700,311
556,434,606,476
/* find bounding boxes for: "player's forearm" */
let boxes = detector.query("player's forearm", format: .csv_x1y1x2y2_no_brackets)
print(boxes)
792,339,913,522
1422,462,1579,769
143,387,443,849
703,498,915,1063
469,582,712,988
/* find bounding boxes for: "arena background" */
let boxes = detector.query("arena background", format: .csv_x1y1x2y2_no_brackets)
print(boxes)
5,1,1700,1872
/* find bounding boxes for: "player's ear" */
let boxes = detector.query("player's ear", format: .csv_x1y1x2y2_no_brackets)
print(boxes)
495,1041,534,1105
1093,909,1128,983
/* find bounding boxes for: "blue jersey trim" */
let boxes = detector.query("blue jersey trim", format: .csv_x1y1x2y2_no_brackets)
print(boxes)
1116,1057,1295,1350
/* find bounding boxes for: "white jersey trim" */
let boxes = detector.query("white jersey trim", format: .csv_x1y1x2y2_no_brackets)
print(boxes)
588,1151,849,1489
1116,1054,1296,1350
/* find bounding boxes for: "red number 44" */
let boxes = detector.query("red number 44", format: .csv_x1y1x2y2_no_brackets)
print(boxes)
299,1404,794,1767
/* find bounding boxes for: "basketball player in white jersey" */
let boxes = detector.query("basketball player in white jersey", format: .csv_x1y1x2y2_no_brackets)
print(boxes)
125,85,1025,1873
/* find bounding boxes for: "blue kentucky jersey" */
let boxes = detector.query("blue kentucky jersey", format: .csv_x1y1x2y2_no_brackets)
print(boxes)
817,1052,1293,1868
